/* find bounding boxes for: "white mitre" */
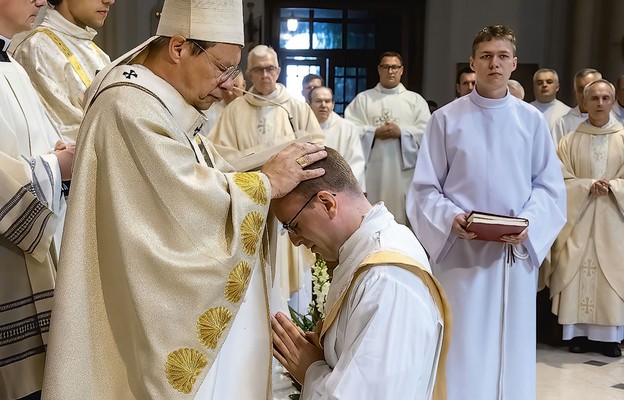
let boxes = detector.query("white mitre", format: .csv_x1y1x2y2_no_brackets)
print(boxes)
84,0,244,108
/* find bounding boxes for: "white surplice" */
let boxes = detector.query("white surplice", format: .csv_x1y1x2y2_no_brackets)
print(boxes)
204,99,226,134
530,98,571,133
407,89,566,400
11,7,110,142
0,52,64,400
302,203,442,400
613,101,623,124
551,106,587,145
319,111,366,191
344,83,430,226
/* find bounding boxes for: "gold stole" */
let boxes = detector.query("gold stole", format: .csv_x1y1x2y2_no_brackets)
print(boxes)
319,250,452,400
27,28,104,87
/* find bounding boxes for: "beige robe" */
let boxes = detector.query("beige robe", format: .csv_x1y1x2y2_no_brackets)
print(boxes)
549,120,624,334
208,83,324,299
0,55,64,400
41,63,273,399
11,8,110,142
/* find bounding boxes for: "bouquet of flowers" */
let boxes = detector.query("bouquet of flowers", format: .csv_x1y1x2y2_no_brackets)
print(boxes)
289,256,330,333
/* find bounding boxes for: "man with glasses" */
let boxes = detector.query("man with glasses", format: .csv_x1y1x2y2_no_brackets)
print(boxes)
270,148,450,400
40,1,326,399
345,51,430,227
209,44,324,317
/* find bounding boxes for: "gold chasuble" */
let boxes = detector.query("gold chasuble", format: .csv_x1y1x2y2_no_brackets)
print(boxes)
42,64,273,398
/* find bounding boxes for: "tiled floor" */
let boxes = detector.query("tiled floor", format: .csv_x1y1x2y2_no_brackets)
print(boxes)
537,343,624,399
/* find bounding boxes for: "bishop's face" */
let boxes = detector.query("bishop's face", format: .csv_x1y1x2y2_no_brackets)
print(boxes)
0,0,46,38
470,39,517,98
178,41,241,111
57,0,115,30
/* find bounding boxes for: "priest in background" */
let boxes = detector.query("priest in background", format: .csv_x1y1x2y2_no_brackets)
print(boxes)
0,0,75,399
551,68,602,144
345,51,430,227
548,79,624,358
40,0,326,399
530,68,571,133
11,0,114,142
613,74,624,123
271,148,450,400
407,25,566,400
308,86,366,191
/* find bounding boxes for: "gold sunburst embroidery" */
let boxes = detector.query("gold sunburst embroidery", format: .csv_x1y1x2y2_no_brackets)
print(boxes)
165,348,207,394
233,173,268,205
241,212,264,255
197,307,233,349
225,261,252,303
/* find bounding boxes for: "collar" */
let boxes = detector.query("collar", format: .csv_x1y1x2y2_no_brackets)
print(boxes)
375,82,405,95
41,8,98,40
96,64,207,137
577,117,623,135
469,85,511,109
319,112,339,129
244,83,291,107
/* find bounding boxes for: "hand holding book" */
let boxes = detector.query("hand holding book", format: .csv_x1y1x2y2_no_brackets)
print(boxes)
463,211,529,243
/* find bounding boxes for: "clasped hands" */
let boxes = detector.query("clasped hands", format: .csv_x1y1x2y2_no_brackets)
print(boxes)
453,213,528,245
590,179,611,196
271,312,325,385
374,122,401,140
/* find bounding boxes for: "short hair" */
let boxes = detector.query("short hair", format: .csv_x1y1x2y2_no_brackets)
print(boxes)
307,86,334,103
574,68,602,90
302,74,324,86
291,147,361,199
456,66,475,85
378,51,402,66
248,45,279,67
147,36,216,56
532,68,559,83
583,79,615,100
472,25,516,56
507,79,525,99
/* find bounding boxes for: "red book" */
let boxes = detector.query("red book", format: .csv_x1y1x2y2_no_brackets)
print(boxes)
465,211,528,242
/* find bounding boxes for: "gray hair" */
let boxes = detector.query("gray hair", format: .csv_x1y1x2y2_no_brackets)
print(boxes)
533,68,559,83
247,45,279,67
583,79,615,99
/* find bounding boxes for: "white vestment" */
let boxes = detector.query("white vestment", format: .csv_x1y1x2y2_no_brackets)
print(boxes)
319,112,366,191
345,83,430,226
41,64,272,400
613,102,624,124
0,52,65,400
530,99,571,133
302,204,442,400
551,106,587,145
204,99,226,133
550,118,624,343
407,89,566,400
208,83,324,306
11,7,110,142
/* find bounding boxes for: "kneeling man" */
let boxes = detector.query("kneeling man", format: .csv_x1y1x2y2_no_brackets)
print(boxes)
271,148,451,400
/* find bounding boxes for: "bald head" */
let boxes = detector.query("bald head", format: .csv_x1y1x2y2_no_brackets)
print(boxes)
507,79,525,100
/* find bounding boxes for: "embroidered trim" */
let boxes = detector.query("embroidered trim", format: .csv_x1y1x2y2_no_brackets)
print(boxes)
233,173,268,205
31,28,92,87
240,212,264,255
225,261,252,303
165,348,207,394
196,307,232,349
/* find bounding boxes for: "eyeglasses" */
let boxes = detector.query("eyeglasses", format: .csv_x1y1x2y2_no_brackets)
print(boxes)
249,66,279,75
282,193,317,235
190,41,241,85
282,192,336,235
379,64,403,72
